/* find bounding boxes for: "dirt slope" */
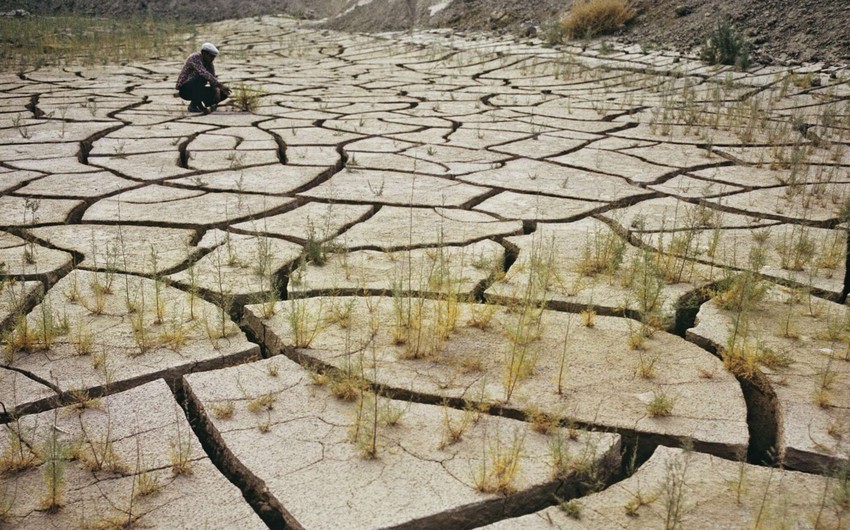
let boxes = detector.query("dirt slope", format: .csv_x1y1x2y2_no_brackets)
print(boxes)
0,0,345,22
2,0,848,64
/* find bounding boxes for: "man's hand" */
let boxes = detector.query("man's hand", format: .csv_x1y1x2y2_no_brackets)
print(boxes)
221,85,232,97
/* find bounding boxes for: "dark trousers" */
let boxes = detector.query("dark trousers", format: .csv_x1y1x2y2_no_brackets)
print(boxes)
178,76,227,107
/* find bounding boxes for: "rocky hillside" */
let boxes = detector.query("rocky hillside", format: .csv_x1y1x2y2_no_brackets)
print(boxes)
629,0,850,65
3,0,849,64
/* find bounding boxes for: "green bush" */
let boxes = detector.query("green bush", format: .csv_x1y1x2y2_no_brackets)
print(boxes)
700,20,751,69
541,19,568,46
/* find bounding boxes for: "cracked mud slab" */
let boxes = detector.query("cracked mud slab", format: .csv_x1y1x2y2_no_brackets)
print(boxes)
0,169,44,193
335,206,522,249
486,218,715,323
168,229,301,300
170,164,331,195
244,297,747,454
230,202,375,242
473,192,603,222
457,159,650,203
688,284,850,473
300,168,492,207
3,270,259,399
637,222,848,298
0,197,83,227
339,152,451,175
0,379,264,528
648,174,744,199
603,197,774,232
13,171,137,198
0,232,72,280
89,152,194,181
289,239,505,297
30,225,197,276
83,185,293,227
705,183,850,224
184,355,622,529
0,121,116,145
484,446,848,529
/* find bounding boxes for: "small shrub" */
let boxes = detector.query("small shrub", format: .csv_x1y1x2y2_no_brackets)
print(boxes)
135,470,160,498
529,408,558,434
561,0,637,40
309,370,330,386
330,372,364,401
232,82,265,112
549,431,574,478
714,272,767,312
559,499,582,519
647,390,675,417
467,303,498,330
247,393,277,413
39,428,66,514
439,404,476,448
700,20,751,69
636,351,658,379
473,428,525,494
541,19,568,46
378,399,406,427
74,436,127,474
580,309,596,328
267,362,280,377
211,401,235,420
0,428,42,474
169,438,193,476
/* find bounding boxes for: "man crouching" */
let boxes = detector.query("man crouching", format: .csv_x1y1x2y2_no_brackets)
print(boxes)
176,42,232,113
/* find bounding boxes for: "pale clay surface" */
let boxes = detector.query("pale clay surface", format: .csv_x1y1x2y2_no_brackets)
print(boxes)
2,14,849,529
0,380,265,529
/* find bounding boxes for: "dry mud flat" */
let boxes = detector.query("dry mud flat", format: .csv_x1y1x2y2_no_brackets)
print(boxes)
184,356,622,528
689,285,850,474
1,14,850,529
244,297,748,457
0,380,264,528
485,446,848,529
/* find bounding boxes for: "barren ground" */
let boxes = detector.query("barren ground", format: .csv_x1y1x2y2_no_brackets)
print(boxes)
1,15,849,529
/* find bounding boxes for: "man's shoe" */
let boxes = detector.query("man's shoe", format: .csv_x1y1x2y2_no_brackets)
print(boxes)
187,103,204,113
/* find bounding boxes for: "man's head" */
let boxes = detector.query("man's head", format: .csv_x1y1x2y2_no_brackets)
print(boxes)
200,42,220,62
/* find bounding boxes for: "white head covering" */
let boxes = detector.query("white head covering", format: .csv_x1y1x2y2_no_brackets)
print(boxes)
201,42,220,56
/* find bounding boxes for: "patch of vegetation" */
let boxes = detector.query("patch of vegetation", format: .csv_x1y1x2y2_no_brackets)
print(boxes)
232,82,266,112
700,19,751,70
559,499,582,519
541,19,568,46
561,0,637,40
647,389,675,417
0,15,192,71
473,428,525,495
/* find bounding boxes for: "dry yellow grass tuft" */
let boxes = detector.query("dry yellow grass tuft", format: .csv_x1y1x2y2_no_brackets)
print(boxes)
561,0,637,39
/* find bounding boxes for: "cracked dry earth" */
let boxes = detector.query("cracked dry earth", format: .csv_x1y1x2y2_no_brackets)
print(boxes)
1,15,850,530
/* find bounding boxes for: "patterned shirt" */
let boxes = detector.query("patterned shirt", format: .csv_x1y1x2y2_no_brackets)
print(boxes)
175,52,220,89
